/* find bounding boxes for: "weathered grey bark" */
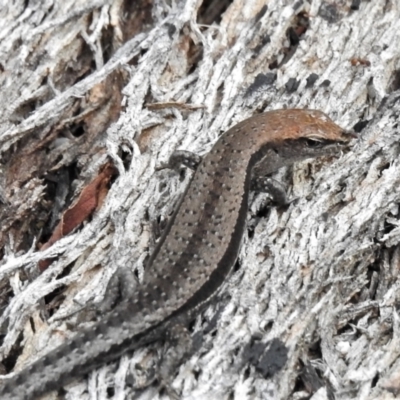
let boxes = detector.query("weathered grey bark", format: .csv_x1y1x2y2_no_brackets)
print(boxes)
1,0,400,399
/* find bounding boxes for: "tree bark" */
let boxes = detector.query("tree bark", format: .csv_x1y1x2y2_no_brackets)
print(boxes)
1,0,400,399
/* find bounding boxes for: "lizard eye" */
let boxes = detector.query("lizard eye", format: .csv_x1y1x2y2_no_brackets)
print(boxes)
304,138,324,148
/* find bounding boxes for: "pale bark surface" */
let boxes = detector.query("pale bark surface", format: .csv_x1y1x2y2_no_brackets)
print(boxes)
1,0,400,399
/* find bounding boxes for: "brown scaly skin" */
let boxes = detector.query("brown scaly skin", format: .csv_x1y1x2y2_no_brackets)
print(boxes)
0,109,355,399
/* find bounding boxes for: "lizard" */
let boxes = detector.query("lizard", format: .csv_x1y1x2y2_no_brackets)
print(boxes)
0,109,355,399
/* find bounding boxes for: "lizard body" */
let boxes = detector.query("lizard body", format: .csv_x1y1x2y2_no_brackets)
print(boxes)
0,109,354,399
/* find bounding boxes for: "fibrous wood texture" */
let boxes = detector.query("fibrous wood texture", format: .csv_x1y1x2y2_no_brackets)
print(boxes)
1,0,400,399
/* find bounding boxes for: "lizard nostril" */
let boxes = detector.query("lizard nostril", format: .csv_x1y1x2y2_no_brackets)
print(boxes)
345,129,358,139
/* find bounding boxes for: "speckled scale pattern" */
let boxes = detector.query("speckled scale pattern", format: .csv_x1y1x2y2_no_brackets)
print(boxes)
138,139,252,307
0,109,352,400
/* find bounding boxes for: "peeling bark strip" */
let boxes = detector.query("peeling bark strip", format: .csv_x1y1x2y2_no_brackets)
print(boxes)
39,163,117,271
0,1,400,399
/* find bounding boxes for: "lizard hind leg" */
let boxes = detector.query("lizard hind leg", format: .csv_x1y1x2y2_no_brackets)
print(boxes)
157,323,195,398
96,265,139,315
126,324,194,398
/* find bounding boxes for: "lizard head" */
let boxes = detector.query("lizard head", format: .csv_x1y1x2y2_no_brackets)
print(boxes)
267,109,357,161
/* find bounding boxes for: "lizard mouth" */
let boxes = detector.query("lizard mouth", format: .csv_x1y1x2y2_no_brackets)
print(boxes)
323,140,354,155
